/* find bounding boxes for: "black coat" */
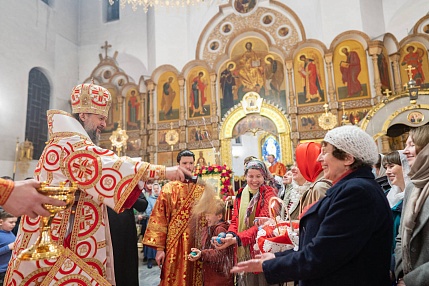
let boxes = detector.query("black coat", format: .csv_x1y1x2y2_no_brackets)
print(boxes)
108,193,148,286
262,167,393,286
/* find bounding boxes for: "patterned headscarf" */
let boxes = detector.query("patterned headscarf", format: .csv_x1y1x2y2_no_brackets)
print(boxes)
243,159,275,227
245,159,274,184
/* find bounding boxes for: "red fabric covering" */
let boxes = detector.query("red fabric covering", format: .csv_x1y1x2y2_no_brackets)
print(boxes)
296,142,323,182
256,221,300,254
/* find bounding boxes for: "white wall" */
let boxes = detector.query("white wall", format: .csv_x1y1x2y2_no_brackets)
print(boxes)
0,0,80,177
231,133,260,176
382,0,429,38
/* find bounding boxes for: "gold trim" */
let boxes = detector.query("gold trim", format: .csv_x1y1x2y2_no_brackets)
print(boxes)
360,90,429,140
220,101,292,166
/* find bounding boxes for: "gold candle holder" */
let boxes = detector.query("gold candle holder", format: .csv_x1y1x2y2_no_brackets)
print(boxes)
18,182,77,261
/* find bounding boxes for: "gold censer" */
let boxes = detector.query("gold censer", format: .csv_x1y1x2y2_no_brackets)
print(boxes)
18,182,77,260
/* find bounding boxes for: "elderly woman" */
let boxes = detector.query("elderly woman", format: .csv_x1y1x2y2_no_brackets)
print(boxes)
215,159,277,286
231,125,393,286
395,125,429,286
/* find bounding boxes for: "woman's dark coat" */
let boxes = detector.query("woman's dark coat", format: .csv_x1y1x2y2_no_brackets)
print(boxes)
262,167,393,286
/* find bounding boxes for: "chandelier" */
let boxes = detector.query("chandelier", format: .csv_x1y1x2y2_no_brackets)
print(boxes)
109,0,208,12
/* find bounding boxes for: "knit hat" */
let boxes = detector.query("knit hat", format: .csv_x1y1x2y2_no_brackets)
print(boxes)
323,125,379,165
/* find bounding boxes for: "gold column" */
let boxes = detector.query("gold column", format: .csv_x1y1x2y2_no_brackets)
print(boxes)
147,80,156,163
285,60,295,107
149,149,155,164
381,135,391,154
178,76,185,121
139,80,148,162
279,132,293,166
147,80,155,124
389,53,402,94
210,73,217,117
117,90,124,127
221,138,232,167
368,43,383,102
324,53,335,102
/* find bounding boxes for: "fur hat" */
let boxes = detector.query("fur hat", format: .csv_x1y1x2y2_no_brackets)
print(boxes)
70,82,112,117
323,125,378,165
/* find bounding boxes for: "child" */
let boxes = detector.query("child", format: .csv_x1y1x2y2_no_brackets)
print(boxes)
188,199,234,286
144,182,161,269
0,211,17,286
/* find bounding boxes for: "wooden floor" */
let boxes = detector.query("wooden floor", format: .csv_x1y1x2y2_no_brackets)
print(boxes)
138,247,161,286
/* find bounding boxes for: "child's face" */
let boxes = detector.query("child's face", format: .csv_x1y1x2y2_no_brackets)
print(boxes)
0,217,17,232
153,185,160,195
205,213,222,227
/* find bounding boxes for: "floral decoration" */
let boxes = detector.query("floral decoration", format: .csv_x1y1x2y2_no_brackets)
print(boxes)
194,164,234,200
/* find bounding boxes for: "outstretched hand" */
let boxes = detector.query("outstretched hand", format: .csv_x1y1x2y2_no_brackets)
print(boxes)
230,253,275,274
165,166,193,182
2,179,66,218
212,233,236,250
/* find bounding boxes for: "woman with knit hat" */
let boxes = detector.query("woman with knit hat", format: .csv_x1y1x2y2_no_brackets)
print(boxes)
395,125,429,286
231,125,393,286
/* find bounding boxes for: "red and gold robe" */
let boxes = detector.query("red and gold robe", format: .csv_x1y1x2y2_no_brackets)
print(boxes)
5,110,166,285
143,181,205,286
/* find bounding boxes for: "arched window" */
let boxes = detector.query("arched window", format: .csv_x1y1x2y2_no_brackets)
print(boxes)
106,0,120,22
25,68,50,159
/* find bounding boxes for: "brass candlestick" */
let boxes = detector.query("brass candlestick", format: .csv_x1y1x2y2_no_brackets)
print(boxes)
18,182,77,260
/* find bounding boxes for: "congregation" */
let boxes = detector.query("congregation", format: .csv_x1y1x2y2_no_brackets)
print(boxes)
0,84,429,286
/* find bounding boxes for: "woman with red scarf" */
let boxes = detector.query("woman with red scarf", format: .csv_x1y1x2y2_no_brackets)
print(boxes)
295,142,332,216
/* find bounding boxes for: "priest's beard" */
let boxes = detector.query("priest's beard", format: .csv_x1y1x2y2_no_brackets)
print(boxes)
83,123,100,145
87,129,100,145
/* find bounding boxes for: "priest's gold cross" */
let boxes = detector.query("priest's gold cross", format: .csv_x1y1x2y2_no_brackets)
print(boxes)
101,41,112,59
405,65,416,81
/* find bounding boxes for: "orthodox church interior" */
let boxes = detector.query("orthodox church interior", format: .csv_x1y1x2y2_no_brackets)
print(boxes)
2,0,429,181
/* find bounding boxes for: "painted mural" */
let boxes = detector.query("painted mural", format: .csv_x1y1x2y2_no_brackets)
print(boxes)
338,107,369,125
193,148,216,167
187,67,212,118
298,113,323,131
261,135,281,162
334,40,370,101
294,48,326,106
379,47,392,92
232,114,277,137
219,38,286,116
125,88,141,130
399,42,429,87
188,125,213,145
158,151,180,167
158,72,180,121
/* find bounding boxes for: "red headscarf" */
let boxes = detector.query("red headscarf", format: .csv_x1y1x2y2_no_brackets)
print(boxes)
295,142,323,183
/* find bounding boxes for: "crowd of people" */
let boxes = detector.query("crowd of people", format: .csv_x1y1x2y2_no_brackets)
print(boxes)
0,82,428,286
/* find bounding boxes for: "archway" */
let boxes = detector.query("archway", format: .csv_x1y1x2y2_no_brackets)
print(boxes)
361,90,429,152
220,93,292,171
